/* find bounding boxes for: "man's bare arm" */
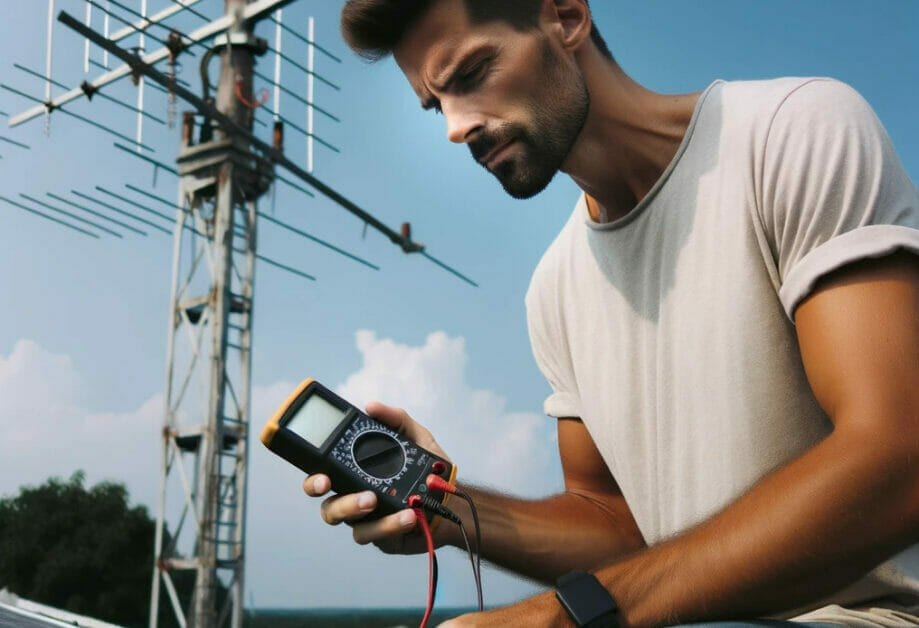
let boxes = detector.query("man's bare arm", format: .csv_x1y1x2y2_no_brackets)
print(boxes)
449,251,919,627
432,418,645,583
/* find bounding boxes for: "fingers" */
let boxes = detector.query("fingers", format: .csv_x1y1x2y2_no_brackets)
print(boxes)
365,401,449,460
364,401,414,434
304,472,426,555
320,490,378,525
302,474,331,497
352,509,417,546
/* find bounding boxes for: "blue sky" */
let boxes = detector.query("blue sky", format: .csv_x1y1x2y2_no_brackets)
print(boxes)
0,0,916,611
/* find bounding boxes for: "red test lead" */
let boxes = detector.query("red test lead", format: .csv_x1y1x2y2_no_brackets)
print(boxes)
426,473,457,494
412,504,436,628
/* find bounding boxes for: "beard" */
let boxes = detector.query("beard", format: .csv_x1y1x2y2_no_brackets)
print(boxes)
468,39,590,199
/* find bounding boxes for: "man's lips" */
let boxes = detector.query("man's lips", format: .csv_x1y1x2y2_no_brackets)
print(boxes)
478,140,514,168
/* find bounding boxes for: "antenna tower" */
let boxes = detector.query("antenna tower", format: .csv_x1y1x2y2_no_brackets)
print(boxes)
151,1,262,624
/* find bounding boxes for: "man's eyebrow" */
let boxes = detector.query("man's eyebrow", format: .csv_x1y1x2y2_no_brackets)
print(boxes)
415,45,491,111
431,46,489,93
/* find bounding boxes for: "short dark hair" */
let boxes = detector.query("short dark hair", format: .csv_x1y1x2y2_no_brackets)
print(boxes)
341,0,613,62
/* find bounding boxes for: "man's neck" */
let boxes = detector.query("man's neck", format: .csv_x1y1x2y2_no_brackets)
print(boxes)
562,52,702,223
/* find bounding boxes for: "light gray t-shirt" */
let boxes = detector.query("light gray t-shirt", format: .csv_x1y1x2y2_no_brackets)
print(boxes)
525,78,919,620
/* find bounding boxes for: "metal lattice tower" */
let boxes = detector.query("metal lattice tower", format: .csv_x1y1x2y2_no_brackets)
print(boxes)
150,3,268,626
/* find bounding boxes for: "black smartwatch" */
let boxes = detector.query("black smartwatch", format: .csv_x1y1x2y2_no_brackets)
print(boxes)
555,570,620,627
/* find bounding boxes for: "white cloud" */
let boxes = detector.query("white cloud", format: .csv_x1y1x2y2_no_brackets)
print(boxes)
0,339,162,504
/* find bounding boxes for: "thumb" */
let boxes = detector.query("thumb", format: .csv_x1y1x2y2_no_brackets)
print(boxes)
364,401,449,461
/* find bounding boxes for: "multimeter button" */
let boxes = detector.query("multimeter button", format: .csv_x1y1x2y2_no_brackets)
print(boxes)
418,484,427,493
432,461,446,474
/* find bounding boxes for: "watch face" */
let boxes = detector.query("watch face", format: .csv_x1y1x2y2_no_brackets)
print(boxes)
556,571,619,627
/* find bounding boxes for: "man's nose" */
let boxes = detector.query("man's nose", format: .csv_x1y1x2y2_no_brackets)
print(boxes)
444,102,482,144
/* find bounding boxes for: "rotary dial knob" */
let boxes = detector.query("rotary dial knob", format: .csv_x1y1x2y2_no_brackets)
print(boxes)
351,430,406,479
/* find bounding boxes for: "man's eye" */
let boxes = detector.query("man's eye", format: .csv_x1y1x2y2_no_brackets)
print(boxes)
460,60,490,87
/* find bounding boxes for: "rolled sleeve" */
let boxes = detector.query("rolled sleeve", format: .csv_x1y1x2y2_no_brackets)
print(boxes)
759,79,919,319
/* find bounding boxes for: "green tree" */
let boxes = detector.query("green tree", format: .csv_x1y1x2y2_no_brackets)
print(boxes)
0,472,160,626
0,472,229,626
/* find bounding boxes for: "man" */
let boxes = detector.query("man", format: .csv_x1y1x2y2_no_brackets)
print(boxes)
304,1,919,625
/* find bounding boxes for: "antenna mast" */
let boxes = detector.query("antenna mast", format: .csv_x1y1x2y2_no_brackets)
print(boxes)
150,2,280,626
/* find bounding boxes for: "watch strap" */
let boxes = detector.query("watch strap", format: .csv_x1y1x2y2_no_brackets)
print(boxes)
555,570,619,627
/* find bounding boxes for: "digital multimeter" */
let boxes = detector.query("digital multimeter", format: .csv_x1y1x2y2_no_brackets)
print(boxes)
260,378,457,518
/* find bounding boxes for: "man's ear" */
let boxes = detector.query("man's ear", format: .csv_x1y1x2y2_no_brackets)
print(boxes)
540,0,593,53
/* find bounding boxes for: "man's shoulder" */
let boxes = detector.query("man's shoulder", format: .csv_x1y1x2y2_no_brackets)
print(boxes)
717,76,862,129
700,77,869,172
719,76,845,101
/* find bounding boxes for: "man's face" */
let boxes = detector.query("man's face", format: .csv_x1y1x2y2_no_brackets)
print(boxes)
394,0,589,199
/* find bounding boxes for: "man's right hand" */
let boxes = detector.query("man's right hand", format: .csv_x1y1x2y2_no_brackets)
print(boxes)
301,401,454,555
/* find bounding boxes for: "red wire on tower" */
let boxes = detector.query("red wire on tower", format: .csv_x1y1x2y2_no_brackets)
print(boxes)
235,76,270,109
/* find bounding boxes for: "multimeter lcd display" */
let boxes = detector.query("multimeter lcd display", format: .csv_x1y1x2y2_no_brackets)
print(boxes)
285,394,347,448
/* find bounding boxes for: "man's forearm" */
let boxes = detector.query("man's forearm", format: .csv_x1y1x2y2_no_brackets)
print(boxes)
436,483,645,584
594,424,919,626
